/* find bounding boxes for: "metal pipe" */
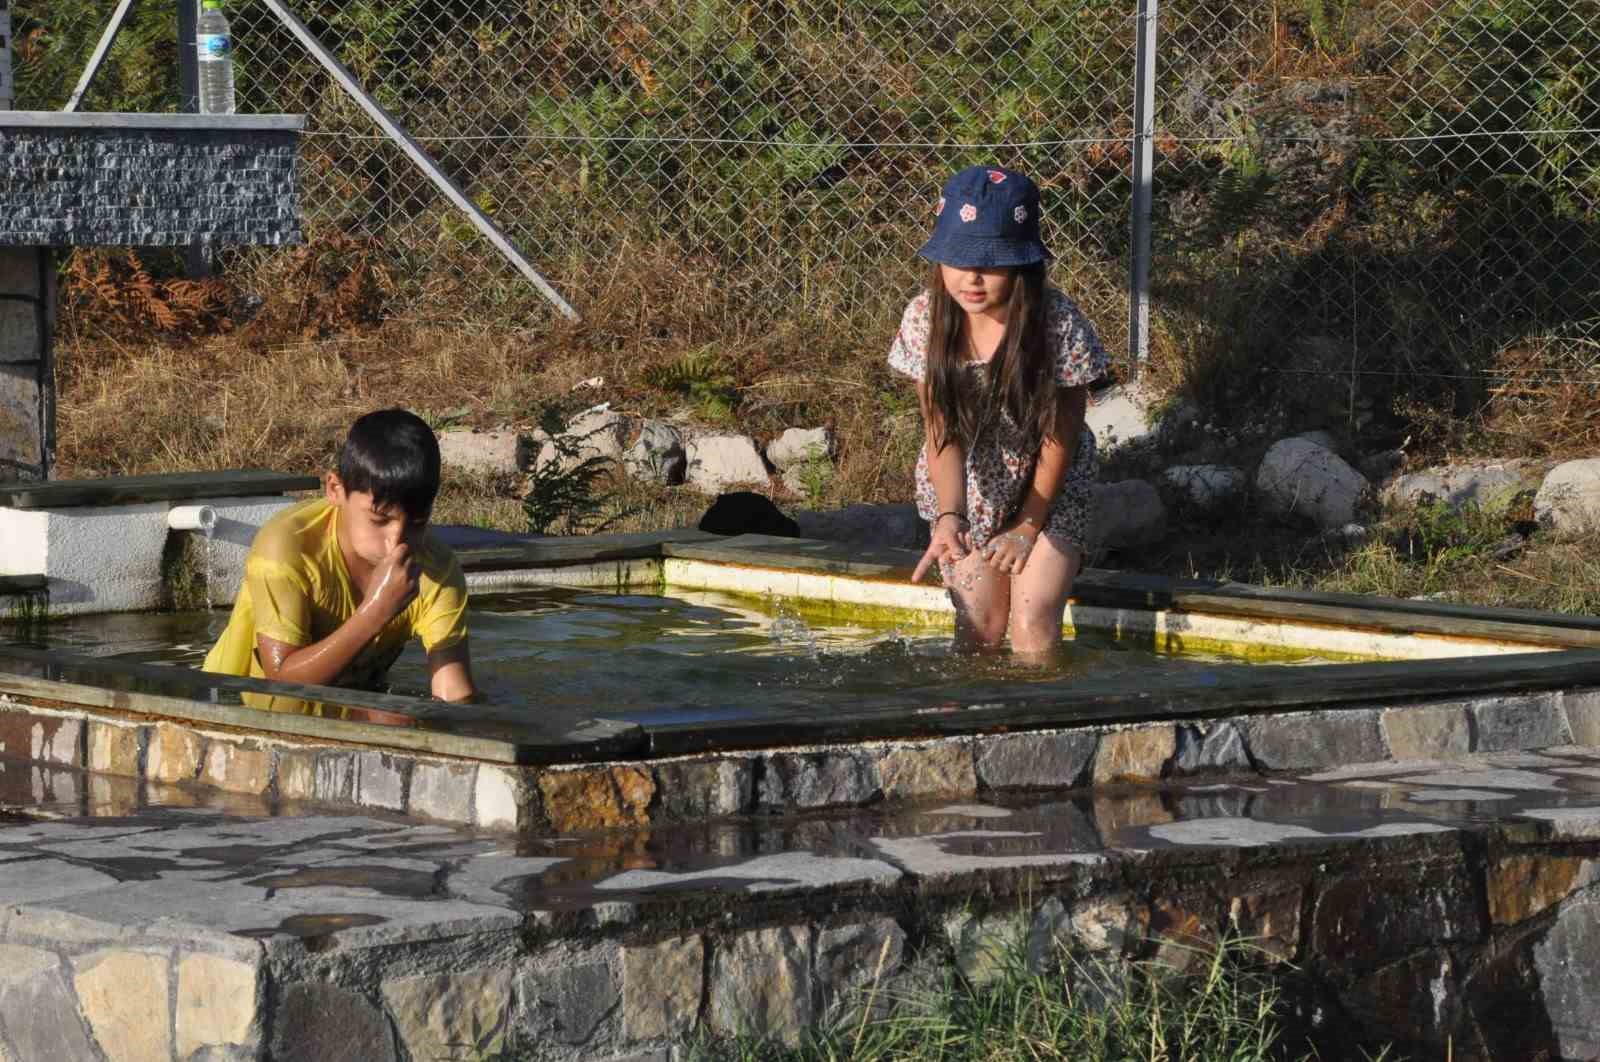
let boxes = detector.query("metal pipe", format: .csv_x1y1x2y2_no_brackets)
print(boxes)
1127,0,1160,378
167,504,217,533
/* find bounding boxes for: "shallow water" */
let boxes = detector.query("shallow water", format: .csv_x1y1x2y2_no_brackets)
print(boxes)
16,586,1322,722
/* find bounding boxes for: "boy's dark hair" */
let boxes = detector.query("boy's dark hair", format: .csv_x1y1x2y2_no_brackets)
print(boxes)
336,409,441,519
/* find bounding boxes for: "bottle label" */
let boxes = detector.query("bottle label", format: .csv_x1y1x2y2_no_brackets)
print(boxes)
198,34,230,60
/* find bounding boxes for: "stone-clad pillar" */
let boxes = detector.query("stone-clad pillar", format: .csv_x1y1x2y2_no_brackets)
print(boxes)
0,246,53,479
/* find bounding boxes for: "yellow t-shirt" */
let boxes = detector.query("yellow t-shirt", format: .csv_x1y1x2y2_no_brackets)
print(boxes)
202,497,468,716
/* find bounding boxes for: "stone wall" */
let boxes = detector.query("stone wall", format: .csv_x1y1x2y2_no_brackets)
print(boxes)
5,685,1600,834
0,246,51,478
0,114,304,247
0,790,1597,1060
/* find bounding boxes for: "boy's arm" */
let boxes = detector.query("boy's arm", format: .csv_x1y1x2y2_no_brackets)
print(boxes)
255,541,419,688
427,640,477,702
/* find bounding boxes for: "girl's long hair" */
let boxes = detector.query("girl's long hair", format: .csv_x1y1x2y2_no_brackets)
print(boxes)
925,261,1055,454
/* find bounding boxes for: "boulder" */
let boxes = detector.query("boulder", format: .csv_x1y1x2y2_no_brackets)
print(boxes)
766,427,835,470
1084,382,1158,452
795,503,927,550
623,419,686,485
1535,458,1600,534
1090,479,1167,549
1256,437,1369,529
1159,464,1247,512
527,406,632,473
685,434,770,493
1385,460,1532,511
436,429,529,476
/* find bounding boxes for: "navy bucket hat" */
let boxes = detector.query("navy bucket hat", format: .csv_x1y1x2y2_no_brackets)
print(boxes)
918,165,1051,268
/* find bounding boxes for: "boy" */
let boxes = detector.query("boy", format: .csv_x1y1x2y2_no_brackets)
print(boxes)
204,408,476,721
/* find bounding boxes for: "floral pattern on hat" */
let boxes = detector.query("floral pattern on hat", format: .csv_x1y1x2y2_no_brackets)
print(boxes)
959,203,978,223
935,196,945,216
1013,205,1028,223
988,170,1007,183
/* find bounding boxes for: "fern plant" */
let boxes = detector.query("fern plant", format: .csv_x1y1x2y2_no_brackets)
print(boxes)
521,401,634,536
642,349,741,422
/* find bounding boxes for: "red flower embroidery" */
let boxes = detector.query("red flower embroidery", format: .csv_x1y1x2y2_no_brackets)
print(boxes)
959,203,977,223
988,170,1006,184
935,196,945,216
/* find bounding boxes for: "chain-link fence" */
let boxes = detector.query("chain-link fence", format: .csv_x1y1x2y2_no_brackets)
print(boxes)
13,0,1600,393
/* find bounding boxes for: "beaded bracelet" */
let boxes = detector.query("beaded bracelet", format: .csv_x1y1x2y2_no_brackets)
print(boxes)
936,511,968,526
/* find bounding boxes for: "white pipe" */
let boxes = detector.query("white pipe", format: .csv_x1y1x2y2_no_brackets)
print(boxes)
167,504,217,533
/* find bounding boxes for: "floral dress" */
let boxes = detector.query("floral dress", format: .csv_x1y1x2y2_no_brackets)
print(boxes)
887,286,1109,557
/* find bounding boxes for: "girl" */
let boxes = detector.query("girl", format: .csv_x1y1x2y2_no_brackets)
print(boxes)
889,165,1108,657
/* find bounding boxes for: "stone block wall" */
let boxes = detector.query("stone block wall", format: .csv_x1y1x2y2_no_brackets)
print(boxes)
0,246,51,479
4,686,1600,836
1,814,1597,1059
0,114,304,247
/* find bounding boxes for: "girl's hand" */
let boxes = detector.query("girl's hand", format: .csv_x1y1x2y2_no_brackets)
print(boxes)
913,514,971,582
982,524,1037,575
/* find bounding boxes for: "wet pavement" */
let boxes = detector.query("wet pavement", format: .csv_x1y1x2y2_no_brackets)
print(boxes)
6,746,1600,947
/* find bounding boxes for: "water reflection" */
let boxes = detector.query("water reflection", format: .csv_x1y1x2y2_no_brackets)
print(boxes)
10,586,1319,723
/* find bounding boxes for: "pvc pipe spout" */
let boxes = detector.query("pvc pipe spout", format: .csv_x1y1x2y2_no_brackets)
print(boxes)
167,504,218,533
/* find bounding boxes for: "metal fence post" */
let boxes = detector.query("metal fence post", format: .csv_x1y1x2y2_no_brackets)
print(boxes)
1127,0,1159,375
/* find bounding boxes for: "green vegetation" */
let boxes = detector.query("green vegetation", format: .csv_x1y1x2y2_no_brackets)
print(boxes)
680,939,1388,1062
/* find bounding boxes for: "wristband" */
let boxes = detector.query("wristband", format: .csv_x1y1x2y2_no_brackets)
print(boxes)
936,511,968,526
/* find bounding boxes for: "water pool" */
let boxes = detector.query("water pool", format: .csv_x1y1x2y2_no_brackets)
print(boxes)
16,585,1327,727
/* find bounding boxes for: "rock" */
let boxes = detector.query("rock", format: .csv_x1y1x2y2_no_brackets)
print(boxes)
1092,726,1176,784
383,968,512,1058
623,420,687,485
1471,693,1570,752
1256,437,1369,529
1245,710,1386,771
1294,429,1340,452
436,429,529,476
176,953,261,1058
876,743,976,800
623,936,703,1041
815,919,906,1017
944,910,1027,986
539,766,655,831
1172,722,1251,773
1535,457,1600,533
1228,888,1302,962
529,406,632,473
1381,705,1470,761
707,926,813,1045
1358,449,1404,483
766,427,835,470
1485,854,1600,926
407,761,476,823
1312,866,1481,970
974,731,1097,790
1085,382,1158,452
1385,460,1531,511
520,962,618,1045
1159,464,1247,513
1090,479,1167,549
73,950,172,1062
0,944,99,1060
685,434,769,493
653,759,753,819
271,983,396,1062
795,503,928,550
758,751,878,810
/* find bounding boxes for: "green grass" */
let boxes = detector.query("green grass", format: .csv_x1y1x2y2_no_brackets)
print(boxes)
680,939,1382,1062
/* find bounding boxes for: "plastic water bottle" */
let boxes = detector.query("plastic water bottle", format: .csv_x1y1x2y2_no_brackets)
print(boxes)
196,0,236,115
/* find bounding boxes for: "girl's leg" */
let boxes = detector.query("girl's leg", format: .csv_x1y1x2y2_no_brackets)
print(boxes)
1007,534,1081,658
945,547,1011,650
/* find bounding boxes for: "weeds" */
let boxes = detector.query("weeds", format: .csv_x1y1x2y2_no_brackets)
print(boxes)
677,936,1374,1062
521,400,636,535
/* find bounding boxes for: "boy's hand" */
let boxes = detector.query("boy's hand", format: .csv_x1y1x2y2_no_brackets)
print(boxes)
912,516,970,583
363,542,421,619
